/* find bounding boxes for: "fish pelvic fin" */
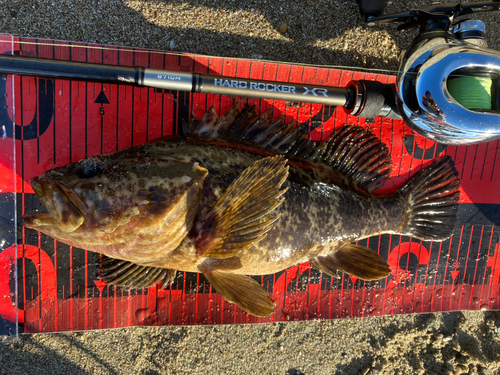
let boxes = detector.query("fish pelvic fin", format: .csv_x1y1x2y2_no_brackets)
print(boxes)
310,256,340,279
196,155,289,259
398,156,460,241
312,244,391,280
203,271,275,317
98,256,177,289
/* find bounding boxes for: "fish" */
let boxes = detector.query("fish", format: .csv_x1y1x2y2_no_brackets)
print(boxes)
23,103,461,317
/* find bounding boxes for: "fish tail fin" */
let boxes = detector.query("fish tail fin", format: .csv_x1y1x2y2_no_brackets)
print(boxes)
398,156,460,241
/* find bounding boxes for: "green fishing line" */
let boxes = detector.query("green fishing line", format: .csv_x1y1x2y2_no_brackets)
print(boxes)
447,75,492,110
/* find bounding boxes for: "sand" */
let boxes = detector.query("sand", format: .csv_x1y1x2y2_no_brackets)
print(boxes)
1,0,500,373
1,311,500,374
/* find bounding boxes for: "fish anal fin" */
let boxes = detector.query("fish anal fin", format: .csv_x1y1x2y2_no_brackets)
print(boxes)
98,256,177,289
203,271,274,317
313,244,391,281
196,155,289,259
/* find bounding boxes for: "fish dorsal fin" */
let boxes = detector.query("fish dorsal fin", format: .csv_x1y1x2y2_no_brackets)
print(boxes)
196,155,289,259
187,104,391,193
98,256,177,289
310,127,391,193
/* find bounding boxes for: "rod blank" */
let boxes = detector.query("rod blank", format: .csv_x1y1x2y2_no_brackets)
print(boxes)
0,54,354,107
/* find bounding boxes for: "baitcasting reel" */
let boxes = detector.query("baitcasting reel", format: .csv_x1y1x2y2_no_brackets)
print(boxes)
366,2,500,145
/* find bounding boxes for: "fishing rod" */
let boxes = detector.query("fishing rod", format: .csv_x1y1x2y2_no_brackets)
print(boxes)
0,54,342,106
0,53,400,121
1,2,500,145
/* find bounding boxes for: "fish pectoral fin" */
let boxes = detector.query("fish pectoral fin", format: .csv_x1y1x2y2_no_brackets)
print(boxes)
98,256,177,289
203,271,275,317
196,155,289,259
314,244,391,281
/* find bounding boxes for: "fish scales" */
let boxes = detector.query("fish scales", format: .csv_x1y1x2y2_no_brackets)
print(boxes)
24,103,461,316
136,138,405,275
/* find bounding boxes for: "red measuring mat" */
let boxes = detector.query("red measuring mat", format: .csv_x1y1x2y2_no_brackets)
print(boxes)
1,36,499,335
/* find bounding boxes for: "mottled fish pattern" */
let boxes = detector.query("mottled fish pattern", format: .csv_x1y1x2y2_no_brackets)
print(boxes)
24,103,461,316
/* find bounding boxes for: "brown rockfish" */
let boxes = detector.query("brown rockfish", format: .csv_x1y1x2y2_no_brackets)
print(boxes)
24,103,460,317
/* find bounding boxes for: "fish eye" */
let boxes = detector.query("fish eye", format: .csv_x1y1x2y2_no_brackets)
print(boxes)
77,158,105,178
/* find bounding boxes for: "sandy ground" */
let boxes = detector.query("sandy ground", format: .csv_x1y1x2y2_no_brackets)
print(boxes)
1,0,500,374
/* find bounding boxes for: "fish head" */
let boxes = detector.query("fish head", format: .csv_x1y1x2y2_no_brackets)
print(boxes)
24,152,208,248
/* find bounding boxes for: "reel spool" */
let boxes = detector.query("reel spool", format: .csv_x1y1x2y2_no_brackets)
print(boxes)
447,75,493,111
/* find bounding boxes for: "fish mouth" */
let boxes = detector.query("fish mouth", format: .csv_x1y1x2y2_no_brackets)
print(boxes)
23,177,85,233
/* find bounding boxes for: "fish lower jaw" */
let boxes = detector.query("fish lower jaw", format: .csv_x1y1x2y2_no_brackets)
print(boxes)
23,214,57,229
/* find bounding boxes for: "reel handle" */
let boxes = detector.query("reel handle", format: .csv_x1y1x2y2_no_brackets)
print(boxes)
366,1,500,27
